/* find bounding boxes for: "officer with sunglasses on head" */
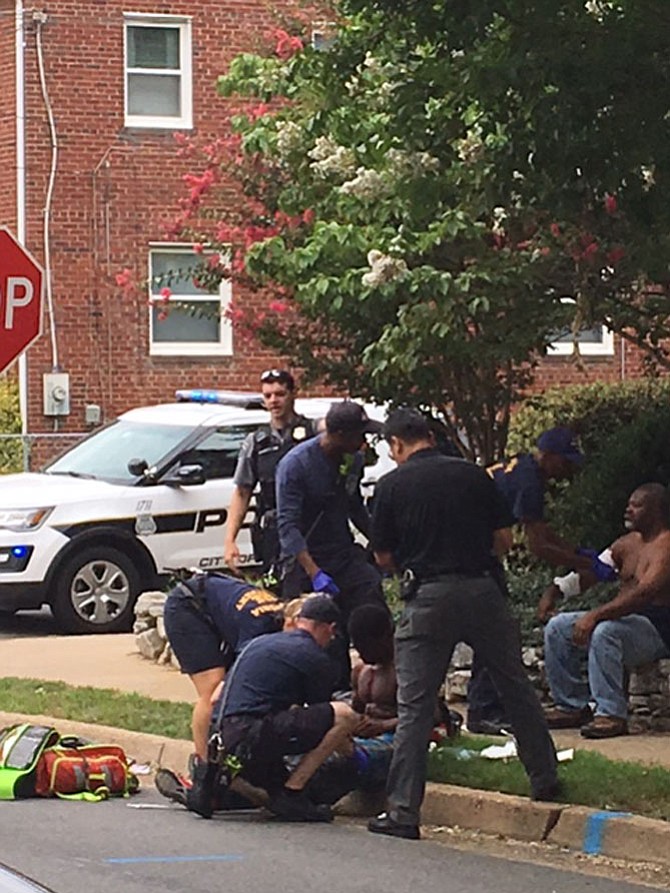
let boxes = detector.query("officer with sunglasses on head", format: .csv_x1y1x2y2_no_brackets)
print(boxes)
224,370,319,580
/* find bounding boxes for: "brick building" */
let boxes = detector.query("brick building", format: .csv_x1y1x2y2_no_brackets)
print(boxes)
0,0,661,447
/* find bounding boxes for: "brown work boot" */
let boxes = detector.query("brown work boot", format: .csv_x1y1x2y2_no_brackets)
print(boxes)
544,705,593,729
580,715,628,739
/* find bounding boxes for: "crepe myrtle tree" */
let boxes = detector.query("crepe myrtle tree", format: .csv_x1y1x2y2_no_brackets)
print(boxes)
168,0,670,463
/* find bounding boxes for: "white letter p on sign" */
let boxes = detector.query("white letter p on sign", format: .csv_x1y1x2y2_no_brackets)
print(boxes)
4,276,34,329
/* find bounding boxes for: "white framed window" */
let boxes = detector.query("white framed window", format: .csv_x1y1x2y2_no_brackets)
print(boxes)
547,297,614,357
124,14,192,129
149,245,232,357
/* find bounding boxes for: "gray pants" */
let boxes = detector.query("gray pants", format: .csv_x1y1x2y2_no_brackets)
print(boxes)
387,576,558,826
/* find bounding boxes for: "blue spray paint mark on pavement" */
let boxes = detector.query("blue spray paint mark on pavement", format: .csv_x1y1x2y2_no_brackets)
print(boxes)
106,855,244,865
583,811,632,854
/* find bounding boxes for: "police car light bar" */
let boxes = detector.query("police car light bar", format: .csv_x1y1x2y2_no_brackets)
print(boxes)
175,389,265,409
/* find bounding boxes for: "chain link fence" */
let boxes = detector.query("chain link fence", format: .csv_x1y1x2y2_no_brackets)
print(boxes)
0,433,89,474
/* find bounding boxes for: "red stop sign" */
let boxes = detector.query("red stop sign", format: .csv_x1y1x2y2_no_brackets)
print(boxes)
0,228,44,374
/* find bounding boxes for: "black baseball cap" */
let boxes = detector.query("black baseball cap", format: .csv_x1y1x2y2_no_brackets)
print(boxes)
325,401,383,435
298,594,341,624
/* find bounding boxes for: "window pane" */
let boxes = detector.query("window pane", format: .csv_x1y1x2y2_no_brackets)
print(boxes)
152,301,221,343
151,252,212,296
128,26,180,69
552,325,604,344
128,74,181,117
177,426,258,480
46,421,194,483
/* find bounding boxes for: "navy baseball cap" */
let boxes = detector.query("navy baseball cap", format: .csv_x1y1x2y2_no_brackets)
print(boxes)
325,401,382,435
536,426,584,464
298,595,341,624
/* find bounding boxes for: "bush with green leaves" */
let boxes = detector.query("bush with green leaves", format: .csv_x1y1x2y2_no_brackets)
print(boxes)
505,379,670,634
0,377,21,474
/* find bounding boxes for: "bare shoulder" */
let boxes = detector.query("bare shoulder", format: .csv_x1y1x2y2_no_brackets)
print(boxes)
612,532,640,560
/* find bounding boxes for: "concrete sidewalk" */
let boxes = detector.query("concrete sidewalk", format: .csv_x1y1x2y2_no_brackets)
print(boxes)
3,633,670,869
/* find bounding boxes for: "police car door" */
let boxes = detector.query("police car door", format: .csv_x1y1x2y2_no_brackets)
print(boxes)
137,424,259,574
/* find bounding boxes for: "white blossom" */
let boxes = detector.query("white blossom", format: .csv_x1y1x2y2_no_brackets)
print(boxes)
491,206,507,237
308,136,357,179
641,165,656,191
456,126,484,165
386,148,439,177
584,0,619,21
362,249,408,287
276,121,303,157
339,167,387,200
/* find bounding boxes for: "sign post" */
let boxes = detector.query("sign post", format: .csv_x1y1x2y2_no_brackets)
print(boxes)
0,227,44,375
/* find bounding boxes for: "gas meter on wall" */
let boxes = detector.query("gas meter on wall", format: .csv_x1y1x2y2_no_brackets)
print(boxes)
43,372,70,416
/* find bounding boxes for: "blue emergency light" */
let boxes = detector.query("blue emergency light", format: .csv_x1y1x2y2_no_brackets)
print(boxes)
175,389,265,409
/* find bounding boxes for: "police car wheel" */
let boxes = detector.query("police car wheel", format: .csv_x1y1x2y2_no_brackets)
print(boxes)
50,545,141,634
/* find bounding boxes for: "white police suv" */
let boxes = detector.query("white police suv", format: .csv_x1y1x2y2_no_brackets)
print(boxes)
0,391,390,634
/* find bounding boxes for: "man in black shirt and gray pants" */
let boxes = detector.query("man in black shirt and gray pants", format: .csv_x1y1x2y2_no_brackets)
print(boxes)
367,409,560,840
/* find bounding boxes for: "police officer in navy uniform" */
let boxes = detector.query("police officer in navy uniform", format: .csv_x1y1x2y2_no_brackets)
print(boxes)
224,369,318,579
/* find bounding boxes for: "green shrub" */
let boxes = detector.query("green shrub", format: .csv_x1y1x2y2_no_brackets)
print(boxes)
505,379,670,635
0,376,22,474
507,379,670,548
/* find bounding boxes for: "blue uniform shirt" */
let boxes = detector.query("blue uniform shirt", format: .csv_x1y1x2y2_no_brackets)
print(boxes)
488,453,545,523
275,435,364,565
221,629,336,717
184,574,281,653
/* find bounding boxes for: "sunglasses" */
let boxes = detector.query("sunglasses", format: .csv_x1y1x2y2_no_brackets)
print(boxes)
261,369,294,387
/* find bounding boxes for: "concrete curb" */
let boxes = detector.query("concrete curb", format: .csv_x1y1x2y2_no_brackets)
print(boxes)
2,711,669,868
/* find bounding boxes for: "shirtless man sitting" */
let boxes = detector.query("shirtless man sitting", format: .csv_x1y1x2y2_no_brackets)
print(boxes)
541,483,670,739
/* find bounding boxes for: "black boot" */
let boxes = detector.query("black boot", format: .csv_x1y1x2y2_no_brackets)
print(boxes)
186,756,221,819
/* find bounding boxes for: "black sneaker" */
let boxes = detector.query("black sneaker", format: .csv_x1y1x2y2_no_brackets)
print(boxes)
466,718,513,736
368,812,420,840
155,768,190,806
269,789,333,823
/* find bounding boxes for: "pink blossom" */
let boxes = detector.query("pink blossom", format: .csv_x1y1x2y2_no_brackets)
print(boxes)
549,223,561,238
607,245,626,266
208,253,221,269
302,208,315,225
274,28,303,60
269,300,289,313
160,287,172,303
193,243,204,254
604,193,618,215
115,268,133,288
582,241,599,261
157,310,169,322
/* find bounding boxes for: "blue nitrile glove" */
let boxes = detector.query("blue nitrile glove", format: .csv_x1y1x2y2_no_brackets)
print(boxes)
591,556,618,584
311,569,340,595
576,548,617,583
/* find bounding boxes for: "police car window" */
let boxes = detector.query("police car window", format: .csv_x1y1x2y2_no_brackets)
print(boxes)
177,425,257,480
45,420,194,483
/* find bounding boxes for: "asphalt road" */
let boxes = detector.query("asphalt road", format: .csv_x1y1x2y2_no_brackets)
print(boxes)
1,790,665,893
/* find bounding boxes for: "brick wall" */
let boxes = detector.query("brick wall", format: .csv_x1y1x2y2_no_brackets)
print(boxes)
15,0,295,435
0,0,18,232
4,0,667,438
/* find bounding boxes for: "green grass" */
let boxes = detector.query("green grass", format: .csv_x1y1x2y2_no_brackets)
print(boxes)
0,678,192,740
428,735,670,821
3,677,670,821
